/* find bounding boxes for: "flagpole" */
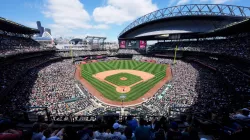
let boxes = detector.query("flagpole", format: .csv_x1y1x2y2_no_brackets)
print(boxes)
173,45,178,64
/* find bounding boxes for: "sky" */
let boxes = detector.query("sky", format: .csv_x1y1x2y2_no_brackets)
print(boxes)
0,0,249,41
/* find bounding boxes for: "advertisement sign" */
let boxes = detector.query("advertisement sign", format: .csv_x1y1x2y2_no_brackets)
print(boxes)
120,40,126,48
139,40,146,49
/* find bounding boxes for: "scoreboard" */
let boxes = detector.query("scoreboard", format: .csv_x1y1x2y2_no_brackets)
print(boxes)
126,40,137,49
119,40,147,49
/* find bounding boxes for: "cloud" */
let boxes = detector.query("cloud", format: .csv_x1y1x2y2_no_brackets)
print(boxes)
42,0,109,37
177,0,191,5
93,0,158,25
47,24,73,37
48,24,108,38
43,0,91,28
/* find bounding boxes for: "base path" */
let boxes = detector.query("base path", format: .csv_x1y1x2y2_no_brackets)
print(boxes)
93,69,155,94
75,65,173,107
93,70,154,81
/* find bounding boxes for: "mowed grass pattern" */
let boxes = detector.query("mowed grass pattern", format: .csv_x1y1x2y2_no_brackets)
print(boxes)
81,60,167,101
105,73,142,86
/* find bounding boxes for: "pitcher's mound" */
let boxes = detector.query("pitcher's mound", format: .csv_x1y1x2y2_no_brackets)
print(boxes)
116,86,130,93
120,77,127,81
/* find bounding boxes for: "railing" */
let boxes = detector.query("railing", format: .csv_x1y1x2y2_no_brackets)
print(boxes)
21,106,192,123
168,106,191,118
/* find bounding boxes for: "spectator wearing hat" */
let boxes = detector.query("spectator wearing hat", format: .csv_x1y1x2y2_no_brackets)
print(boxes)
109,122,126,140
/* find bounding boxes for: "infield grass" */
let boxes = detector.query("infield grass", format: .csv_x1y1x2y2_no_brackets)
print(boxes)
105,73,142,86
81,60,166,101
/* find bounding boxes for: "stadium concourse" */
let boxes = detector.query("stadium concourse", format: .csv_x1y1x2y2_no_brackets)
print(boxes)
1,4,250,140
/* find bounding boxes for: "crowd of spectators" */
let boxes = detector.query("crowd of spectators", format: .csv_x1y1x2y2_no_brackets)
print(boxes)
117,49,141,55
1,106,250,140
133,56,233,118
0,55,54,93
151,36,250,60
56,50,110,58
0,113,206,140
0,60,96,117
0,35,54,56
1,52,250,139
187,56,250,94
103,42,119,51
133,55,249,120
2,55,249,119
0,56,152,118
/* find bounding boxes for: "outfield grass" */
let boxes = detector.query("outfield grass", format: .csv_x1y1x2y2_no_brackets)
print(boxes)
81,60,166,101
105,73,142,86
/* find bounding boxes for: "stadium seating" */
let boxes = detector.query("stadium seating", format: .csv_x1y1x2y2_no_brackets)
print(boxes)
56,50,111,57
0,34,54,56
150,35,250,60
1,51,250,139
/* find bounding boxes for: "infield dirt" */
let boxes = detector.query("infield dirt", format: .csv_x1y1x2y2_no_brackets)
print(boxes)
75,65,172,107
93,70,154,93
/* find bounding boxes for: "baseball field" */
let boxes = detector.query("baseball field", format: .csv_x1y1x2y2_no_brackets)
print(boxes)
80,60,167,102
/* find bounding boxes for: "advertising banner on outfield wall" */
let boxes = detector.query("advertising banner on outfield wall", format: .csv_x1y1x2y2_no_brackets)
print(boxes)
120,40,126,48
139,40,146,49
